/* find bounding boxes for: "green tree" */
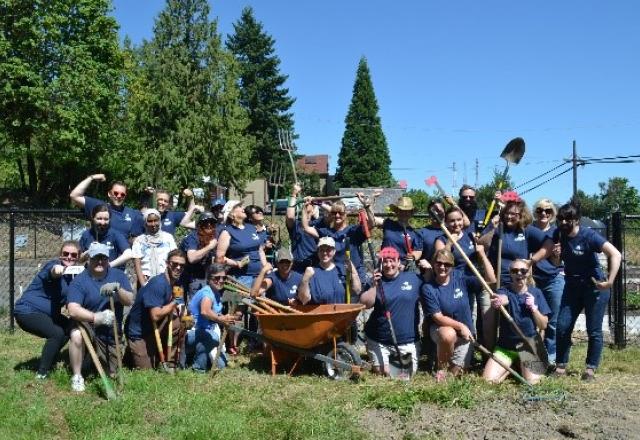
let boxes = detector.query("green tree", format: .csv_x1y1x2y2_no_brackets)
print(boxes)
476,170,515,210
334,57,393,189
573,177,640,220
108,0,255,195
405,189,431,214
0,0,124,204
226,6,295,178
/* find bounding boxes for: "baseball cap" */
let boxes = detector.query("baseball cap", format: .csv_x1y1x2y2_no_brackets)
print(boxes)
222,200,241,223
317,236,336,249
87,243,110,258
276,248,293,263
211,197,226,208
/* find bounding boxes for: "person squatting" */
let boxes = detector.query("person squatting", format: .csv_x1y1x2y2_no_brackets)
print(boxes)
14,175,621,391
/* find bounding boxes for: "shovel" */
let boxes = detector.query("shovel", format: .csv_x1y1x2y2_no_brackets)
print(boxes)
482,137,525,229
428,207,548,371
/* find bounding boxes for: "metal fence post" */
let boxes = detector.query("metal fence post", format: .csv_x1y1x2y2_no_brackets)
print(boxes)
610,211,625,348
9,210,15,332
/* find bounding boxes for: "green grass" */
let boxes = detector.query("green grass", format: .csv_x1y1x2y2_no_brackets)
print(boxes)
2,330,640,439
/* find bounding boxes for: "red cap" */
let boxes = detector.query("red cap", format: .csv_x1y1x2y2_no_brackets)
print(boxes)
379,247,400,260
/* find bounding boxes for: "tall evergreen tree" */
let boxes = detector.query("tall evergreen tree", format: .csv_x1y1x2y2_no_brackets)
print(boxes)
334,57,393,189
108,0,255,194
226,7,295,179
0,0,124,204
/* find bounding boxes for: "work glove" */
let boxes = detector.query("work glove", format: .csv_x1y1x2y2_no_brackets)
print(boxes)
93,309,115,327
524,292,538,312
100,282,120,297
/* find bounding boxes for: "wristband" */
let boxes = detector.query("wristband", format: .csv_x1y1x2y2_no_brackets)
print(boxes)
288,196,296,208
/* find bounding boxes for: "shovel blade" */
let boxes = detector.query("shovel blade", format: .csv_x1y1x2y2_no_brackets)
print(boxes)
388,352,414,381
500,137,525,164
516,334,548,375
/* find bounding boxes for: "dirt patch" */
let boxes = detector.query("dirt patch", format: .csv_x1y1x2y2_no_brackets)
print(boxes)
359,375,640,440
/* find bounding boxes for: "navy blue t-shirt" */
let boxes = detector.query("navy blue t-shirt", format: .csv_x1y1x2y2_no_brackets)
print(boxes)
266,270,303,304
381,219,423,260
316,224,366,281
83,196,143,238
435,231,476,274
79,227,130,270
553,227,607,282
364,272,422,345
288,219,321,265
222,223,263,277
417,225,442,262
67,268,132,343
308,266,346,305
421,270,481,333
180,231,214,281
125,274,185,340
532,225,562,285
489,225,548,286
14,260,74,317
496,286,551,350
160,210,186,235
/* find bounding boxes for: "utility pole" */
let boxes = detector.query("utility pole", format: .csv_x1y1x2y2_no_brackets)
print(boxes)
475,158,479,188
450,161,457,194
463,161,468,185
572,140,578,201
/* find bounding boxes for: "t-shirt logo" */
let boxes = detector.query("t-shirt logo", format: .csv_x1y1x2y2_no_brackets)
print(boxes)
515,233,525,242
124,213,131,222
163,219,172,225
454,287,463,299
401,281,412,291
572,244,584,256
289,285,297,295
106,241,114,251
252,233,259,241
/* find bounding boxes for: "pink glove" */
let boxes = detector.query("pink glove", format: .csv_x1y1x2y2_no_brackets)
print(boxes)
491,295,505,310
525,292,537,312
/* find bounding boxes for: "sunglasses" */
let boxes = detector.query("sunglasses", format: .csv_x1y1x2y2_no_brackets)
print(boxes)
434,261,453,268
510,268,528,275
251,210,264,215
536,208,554,215
210,275,226,282
461,195,475,200
112,191,127,198
332,211,345,216
169,262,185,269
505,211,521,217
557,216,576,222
62,251,78,258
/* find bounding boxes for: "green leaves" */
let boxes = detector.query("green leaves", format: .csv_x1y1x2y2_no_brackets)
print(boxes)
334,57,393,189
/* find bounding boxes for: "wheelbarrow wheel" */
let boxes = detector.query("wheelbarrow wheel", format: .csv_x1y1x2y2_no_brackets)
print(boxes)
323,342,361,380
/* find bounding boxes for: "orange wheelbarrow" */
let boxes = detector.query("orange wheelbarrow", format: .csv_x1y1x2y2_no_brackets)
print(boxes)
229,303,369,380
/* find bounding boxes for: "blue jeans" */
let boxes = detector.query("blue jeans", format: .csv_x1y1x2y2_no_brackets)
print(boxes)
186,327,226,371
536,274,565,364
556,279,610,370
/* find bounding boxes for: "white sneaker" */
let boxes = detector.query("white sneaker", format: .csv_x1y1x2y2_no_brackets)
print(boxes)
71,374,85,392
35,372,47,380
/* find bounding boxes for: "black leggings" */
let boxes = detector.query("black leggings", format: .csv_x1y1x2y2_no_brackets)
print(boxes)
15,312,71,375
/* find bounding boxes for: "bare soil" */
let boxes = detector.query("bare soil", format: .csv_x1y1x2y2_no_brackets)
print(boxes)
359,374,640,440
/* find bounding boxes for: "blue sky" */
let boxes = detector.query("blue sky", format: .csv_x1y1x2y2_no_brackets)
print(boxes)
112,1,640,206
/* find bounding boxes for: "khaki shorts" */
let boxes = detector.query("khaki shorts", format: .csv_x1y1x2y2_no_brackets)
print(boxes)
429,325,474,368
365,337,419,374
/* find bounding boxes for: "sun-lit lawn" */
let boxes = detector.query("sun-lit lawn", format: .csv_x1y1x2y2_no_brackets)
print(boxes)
1,330,639,440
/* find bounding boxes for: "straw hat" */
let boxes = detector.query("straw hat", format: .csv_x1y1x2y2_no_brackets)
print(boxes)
390,196,414,212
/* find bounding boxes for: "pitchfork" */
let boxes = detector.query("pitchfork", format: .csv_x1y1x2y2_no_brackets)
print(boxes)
278,129,298,185
267,161,286,248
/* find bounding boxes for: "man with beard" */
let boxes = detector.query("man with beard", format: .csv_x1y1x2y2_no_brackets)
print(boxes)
125,249,188,369
70,174,143,239
180,212,218,294
132,209,177,287
458,185,487,234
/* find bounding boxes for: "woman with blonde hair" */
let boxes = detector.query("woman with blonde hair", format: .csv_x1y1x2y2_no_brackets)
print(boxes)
531,199,564,367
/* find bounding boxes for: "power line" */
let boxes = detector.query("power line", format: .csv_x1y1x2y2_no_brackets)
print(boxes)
519,167,574,195
514,162,572,190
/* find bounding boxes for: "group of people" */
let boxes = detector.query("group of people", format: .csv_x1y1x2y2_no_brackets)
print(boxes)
14,174,621,391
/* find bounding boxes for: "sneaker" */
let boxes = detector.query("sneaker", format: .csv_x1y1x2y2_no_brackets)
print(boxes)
35,372,47,380
71,374,85,392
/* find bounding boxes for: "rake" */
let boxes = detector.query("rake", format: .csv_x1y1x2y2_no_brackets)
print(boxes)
268,161,287,245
